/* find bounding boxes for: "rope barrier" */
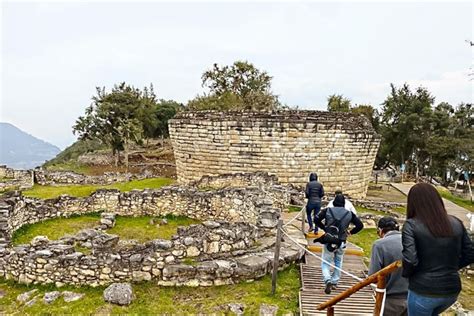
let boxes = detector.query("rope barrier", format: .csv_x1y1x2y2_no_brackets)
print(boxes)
282,205,305,228
280,226,365,283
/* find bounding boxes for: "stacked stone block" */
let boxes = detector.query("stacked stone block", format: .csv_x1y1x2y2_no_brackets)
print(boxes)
169,111,381,199
0,173,304,287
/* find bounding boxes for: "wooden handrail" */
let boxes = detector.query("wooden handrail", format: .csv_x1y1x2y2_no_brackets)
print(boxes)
317,260,402,312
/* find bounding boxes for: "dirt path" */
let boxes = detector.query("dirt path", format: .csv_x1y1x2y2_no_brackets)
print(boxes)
391,182,470,227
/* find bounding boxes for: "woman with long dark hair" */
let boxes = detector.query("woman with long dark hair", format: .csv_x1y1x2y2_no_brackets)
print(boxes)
402,183,473,316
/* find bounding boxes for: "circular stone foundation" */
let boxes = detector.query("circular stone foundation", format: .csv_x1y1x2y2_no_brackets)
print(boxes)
0,173,305,287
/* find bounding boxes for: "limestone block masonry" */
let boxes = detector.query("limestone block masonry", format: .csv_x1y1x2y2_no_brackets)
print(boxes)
169,111,381,199
0,173,305,287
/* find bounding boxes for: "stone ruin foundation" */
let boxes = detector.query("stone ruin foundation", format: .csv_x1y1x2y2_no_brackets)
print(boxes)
0,173,305,287
169,110,381,199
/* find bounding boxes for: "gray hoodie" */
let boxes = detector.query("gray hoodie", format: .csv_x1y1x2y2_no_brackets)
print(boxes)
369,231,408,297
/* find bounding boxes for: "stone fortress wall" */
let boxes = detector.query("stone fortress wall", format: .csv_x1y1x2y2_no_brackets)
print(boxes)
0,165,34,191
33,169,153,186
169,111,381,199
0,173,304,287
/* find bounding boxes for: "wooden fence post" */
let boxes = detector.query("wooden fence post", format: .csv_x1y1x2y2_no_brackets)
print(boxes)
327,307,335,316
373,274,387,316
271,220,283,295
301,206,306,233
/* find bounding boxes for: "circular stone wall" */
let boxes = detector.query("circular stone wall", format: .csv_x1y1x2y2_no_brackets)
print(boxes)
0,173,305,287
169,110,381,199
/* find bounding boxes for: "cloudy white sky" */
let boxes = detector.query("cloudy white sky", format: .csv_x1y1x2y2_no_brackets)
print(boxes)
1,1,472,149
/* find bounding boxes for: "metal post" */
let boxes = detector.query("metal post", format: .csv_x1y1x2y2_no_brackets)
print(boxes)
271,219,283,295
373,274,387,316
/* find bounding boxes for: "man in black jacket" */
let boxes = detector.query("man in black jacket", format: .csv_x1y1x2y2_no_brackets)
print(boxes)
305,173,324,233
314,194,364,294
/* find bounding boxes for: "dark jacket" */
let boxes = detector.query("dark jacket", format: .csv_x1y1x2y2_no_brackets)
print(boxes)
369,231,408,297
315,206,364,241
305,173,324,204
402,216,474,296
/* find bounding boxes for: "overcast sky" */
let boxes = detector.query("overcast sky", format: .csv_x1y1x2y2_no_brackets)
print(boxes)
1,1,472,149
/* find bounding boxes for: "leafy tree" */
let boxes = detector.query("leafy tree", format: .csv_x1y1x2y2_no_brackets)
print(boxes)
327,94,351,112
378,83,434,179
73,83,155,169
425,103,458,181
152,99,183,144
452,103,474,173
351,104,380,131
188,61,280,111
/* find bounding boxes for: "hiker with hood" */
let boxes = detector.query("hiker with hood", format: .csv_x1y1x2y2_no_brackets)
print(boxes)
314,194,364,294
305,173,325,233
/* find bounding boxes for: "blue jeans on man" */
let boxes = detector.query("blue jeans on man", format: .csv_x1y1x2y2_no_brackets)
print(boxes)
306,201,321,232
321,242,346,286
407,290,458,316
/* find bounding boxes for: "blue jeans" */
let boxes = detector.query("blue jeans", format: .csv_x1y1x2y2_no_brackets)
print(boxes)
306,201,321,231
407,290,458,316
321,243,345,285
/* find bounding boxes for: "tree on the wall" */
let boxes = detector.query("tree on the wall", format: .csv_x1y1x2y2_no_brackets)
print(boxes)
327,94,351,112
188,61,280,111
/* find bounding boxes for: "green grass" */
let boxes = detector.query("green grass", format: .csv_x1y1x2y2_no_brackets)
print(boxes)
0,265,300,314
355,206,387,216
287,205,303,213
437,189,474,212
107,215,200,242
12,214,100,245
22,177,175,199
392,206,407,215
12,214,199,245
348,228,378,264
43,161,93,175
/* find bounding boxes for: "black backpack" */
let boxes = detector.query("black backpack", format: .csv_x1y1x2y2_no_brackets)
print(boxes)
323,208,351,251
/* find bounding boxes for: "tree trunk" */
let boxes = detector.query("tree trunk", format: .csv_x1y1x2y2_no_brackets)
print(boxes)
114,149,119,167
124,140,129,173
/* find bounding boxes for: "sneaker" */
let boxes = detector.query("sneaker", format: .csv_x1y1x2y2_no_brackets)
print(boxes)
331,284,337,290
324,282,332,294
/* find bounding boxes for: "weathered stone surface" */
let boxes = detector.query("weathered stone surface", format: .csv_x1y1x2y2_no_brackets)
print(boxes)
31,236,49,246
103,283,134,306
228,303,245,315
169,111,380,199
62,291,84,303
259,304,279,316
43,291,61,304
17,289,38,303
0,172,306,287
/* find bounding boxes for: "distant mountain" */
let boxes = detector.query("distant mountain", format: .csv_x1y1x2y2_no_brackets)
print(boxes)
0,122,61,169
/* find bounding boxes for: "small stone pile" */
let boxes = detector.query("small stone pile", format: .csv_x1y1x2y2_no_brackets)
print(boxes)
99,213,116,229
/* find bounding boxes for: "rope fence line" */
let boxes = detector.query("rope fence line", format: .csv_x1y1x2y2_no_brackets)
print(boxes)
277,206,389,316
262,185,391,315
280,226,365,283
